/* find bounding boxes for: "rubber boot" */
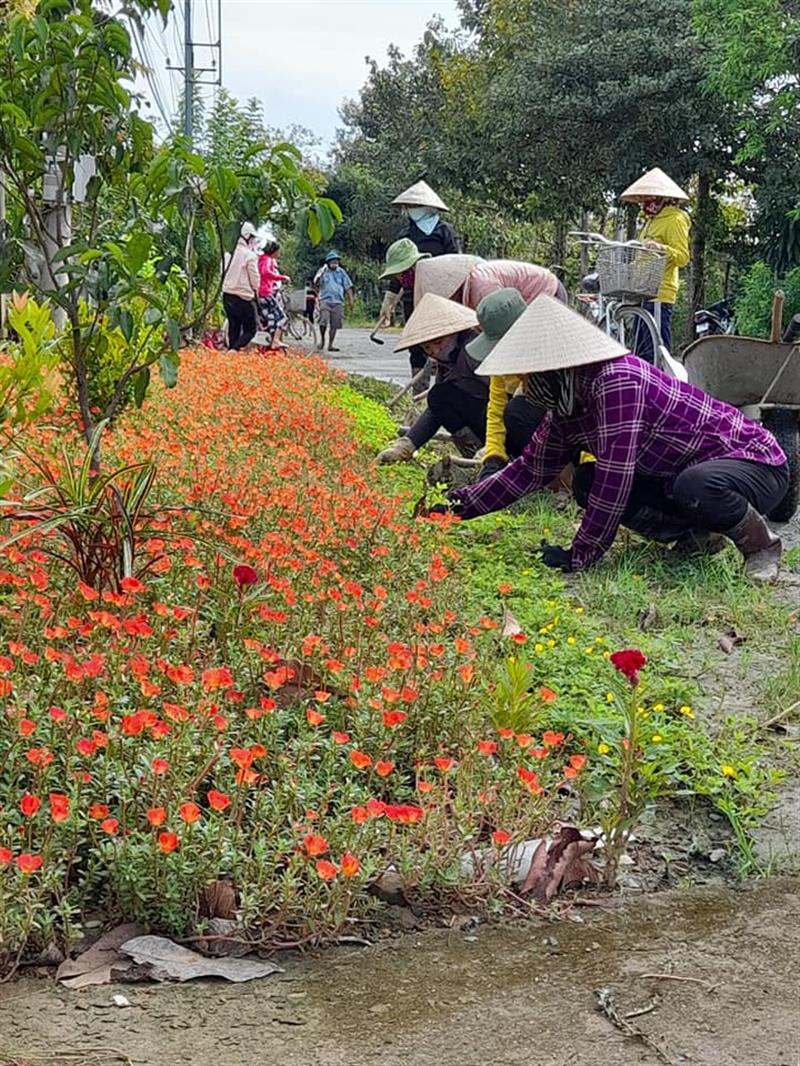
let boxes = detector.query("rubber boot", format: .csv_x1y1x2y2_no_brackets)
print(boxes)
376,437,415,465
450,427,483,459
725,505,782,584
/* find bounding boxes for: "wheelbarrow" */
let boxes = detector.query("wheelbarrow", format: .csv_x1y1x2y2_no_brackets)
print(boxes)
682,293,800,522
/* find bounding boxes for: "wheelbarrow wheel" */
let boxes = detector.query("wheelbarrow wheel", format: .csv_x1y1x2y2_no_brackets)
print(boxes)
762,409,800,523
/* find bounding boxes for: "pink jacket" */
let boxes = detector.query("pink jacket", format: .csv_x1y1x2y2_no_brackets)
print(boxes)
258,254,288,298
462,260,560,310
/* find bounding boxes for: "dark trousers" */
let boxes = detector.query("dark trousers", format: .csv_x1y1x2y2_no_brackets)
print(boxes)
573,459,788,538
224,293,257,350
633,301,673,363
504,395,546,458
408,382,487,448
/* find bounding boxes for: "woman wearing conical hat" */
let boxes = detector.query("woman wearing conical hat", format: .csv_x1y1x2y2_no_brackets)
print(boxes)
442,292,788,584
376,181,462,385
375,294,489,464
620,167,691,358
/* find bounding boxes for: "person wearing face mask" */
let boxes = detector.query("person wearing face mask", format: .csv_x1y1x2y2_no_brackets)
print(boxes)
620,168,691,359
222,221,261,351
377,182,462,384
438,293,787,585
375,294,488,464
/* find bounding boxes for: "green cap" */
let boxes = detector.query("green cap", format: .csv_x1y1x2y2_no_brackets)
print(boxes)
380,238,430,279
466,288,528,362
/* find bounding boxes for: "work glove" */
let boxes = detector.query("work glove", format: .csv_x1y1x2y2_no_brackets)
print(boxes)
376,437,415,464
376,291,402,330
478,455,507,481
539,543,573,572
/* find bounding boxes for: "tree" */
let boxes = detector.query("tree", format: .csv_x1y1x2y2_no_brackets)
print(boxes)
0,0,341,451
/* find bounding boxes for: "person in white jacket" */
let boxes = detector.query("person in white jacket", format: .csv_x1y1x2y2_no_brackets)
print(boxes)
222,222,260,350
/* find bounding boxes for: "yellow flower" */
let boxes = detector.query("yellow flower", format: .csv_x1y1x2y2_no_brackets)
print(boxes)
575,607,585,615
722,764,737,778
547,639,555,648
679,705,694,718
595,635,604,644
653,703,665,712
606,692,615,703
584,646,594,655
598,743,610,754
534,644,544,654
651,734,663,743
567,636,576,646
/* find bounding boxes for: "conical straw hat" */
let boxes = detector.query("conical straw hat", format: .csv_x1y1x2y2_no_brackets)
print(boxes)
413,254,484,304
476,295,627,377
620,167,689,203
392,180,448,211
394,293,478,352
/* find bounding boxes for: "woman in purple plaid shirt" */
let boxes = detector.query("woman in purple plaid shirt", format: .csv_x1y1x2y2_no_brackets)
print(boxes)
445,291,788,585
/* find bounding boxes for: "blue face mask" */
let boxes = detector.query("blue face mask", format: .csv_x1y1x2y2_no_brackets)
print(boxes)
408,207,440,235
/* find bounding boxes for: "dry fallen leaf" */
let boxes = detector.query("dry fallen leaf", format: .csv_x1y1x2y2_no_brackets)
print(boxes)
718,628,746,655
501,604,523,638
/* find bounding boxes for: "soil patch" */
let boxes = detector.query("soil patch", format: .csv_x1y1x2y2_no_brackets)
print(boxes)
2,878,798,1066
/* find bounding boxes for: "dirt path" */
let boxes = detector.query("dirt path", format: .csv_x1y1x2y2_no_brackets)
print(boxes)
2,878,798,1066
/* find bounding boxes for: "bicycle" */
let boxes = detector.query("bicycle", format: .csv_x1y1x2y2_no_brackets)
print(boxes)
570,231,687,381
284,288,319,346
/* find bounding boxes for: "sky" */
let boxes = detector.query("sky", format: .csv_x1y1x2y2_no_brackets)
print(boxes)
140,0,461,149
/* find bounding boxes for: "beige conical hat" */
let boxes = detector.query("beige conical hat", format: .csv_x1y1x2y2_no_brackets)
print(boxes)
476,295,627,377
394,293,478,352
620,167,689,203
392,180,448,211
413,254,484,304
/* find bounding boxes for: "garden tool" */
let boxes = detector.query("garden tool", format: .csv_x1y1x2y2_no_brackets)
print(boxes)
450,426,483,459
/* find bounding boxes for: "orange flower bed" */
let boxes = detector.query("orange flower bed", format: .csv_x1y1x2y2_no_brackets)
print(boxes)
0,349,591,957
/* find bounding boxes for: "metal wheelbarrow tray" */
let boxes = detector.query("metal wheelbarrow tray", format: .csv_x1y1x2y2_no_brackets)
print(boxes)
682,334,800,522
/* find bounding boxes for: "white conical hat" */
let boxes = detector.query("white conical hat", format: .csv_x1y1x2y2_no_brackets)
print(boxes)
392,180,448,211
476,295,627,376
394,293,478,352
413,254,484,304
620,167,689,203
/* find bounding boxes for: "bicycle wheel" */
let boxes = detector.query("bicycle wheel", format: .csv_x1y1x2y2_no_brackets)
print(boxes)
284,312,303,342
614,304,660,362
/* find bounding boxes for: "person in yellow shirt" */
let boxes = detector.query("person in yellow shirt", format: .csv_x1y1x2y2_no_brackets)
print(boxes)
620,167,690,359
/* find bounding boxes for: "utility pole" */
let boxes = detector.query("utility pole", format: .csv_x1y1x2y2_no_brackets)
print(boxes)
183,0,193,145
170,0,222,320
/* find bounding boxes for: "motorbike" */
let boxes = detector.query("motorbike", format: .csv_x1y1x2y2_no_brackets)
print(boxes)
694,298,734,338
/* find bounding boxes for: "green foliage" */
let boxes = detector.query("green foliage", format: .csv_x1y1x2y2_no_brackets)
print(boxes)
0,419,159,589
0,293,58,430
735,261,800,338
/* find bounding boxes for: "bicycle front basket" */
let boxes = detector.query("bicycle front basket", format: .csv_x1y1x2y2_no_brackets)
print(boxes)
595,244,666,300
286,288,308,312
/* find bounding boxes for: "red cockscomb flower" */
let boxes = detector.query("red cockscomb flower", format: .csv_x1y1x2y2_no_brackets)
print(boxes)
233,564,259,588
610,649,647,687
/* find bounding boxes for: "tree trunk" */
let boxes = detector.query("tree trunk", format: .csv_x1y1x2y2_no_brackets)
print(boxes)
689,172,711,345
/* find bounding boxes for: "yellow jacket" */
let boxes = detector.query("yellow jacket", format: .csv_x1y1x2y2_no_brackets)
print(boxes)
641,206,690,304
484,374,594,466
485,374,521,461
